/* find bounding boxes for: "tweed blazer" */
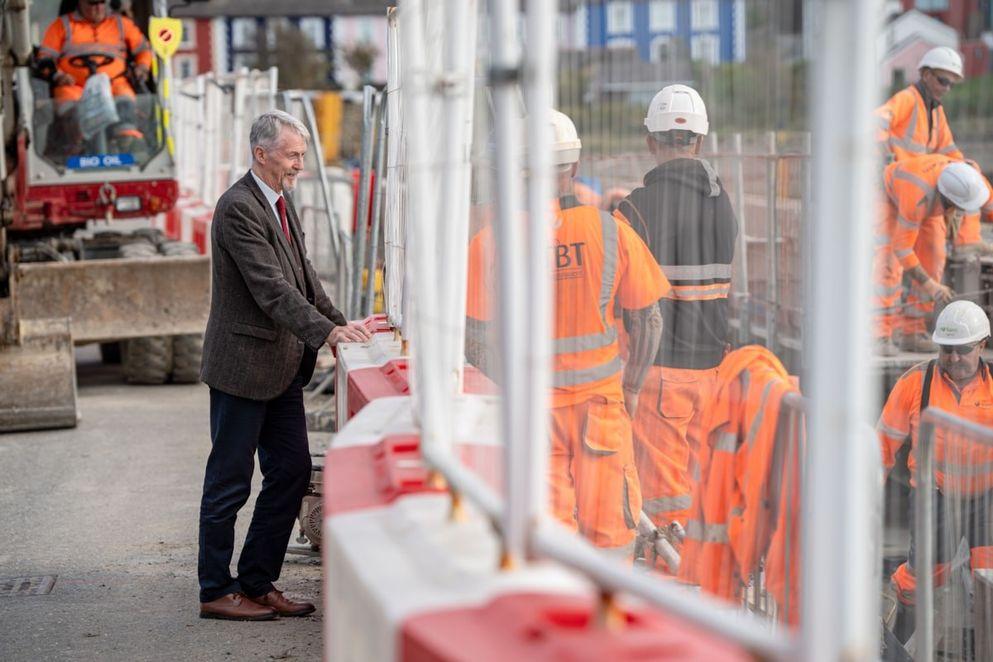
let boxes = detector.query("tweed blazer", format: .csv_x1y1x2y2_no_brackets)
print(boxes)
200,171,346,400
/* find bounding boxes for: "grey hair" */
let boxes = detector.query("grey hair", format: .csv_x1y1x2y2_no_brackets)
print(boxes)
249,110,311,154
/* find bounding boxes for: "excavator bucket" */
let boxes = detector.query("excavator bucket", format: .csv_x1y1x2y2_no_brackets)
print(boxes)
0,318,77,432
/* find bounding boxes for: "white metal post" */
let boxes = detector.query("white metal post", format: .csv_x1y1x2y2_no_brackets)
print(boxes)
488,0,528,560
438,0,477,391
516,0,555,563
801,0,882,659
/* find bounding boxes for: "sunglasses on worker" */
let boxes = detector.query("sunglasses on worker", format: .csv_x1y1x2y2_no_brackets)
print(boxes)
939,342,979,356
934,74,957,88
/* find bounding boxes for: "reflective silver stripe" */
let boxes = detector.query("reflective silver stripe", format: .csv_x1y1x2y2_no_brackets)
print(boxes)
894,248,914,258
876,283,902,297
552,355,622,387
598,211,618,320
62,44,125,58
903,100,919,146
642,494,693,515
889,136,927,154
37,45,60,57
698,158,721,197
667,284,731,299
936,460,993,477
746,381,775,449
893,168,935,197
115,15,126,51
940,143,960,155
133,41,151,54
553,327,617,353
895,214,917,230
61,14,71,43
660,263,733,281
685,520,729,543
877,422,908,439
714,431,738,452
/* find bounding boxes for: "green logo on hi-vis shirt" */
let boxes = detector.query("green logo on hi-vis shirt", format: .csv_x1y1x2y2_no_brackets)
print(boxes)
555,242,586,269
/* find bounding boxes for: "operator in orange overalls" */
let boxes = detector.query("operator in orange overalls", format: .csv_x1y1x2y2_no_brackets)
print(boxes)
878,301,993,642
873,156,992,354
465,110,669,553
876,46,965,165
37,0,153,146
613,85,738,528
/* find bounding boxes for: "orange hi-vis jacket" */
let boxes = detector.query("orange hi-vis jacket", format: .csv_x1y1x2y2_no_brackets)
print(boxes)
876,84,963,163
678,345,802,623
465,195,669,406
880,155,993,272
39,11,152,92
879,360,993,495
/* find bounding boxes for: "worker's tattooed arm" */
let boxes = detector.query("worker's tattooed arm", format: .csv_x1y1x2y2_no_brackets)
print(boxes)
622,302,663,393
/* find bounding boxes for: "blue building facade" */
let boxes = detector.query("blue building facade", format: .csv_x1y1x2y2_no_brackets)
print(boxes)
584,0,744,64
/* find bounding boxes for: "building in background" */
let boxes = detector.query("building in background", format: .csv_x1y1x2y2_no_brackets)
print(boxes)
888,0,993,79
574,0,747,65
169,0,393,87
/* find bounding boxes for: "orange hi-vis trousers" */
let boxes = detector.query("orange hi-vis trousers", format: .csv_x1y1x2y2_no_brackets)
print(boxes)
631,365,718,528
899,214,946,337
549,396,642,550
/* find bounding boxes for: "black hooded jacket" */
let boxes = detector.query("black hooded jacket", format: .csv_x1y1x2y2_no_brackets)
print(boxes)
617,157,738,370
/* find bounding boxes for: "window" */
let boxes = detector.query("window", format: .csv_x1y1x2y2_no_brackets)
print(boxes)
650,35,673,62
231,52,256,71
606,1,633,34
691,33,721,64
300,17,326,49
606,37,636,50
231,18,256,50
915,0,949,9
175,54,196,79
691,0,719,31
179,19,195,49
649,0,677,32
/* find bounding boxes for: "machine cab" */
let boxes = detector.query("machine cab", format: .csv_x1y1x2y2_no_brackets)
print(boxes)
10,0,178,232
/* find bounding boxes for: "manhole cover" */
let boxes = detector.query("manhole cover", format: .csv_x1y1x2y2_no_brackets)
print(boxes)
0,576,57,597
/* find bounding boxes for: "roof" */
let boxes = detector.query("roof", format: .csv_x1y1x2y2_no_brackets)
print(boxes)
169,0,394,18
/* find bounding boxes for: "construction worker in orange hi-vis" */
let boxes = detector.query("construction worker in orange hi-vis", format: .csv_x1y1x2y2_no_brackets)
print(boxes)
37,0,153,147
873,155,992,354
612,85,738,529
877,301,993,643
465,110,669,553
876,47,965,164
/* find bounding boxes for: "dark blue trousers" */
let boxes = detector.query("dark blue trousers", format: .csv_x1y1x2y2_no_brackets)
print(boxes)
198,373,312,603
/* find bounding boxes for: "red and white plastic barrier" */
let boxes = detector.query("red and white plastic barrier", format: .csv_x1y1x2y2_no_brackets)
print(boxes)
163,190,213,254
322,345,753,661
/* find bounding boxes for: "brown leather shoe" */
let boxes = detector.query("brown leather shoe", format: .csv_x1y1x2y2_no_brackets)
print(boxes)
200,592,278,621
253,589,316,617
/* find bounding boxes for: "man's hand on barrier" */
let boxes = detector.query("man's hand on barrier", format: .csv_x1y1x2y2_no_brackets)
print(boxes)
325,322,373,348
53,71,74,86
134,64,150,83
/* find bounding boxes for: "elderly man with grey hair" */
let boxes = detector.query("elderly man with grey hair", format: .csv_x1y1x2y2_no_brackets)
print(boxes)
197,110,371,621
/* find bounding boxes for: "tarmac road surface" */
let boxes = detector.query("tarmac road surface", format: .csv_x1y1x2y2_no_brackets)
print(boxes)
0,346,324,662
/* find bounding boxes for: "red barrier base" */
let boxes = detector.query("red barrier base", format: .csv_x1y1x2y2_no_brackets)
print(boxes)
401,593,751,662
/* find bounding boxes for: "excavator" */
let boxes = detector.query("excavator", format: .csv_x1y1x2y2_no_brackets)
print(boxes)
0,0,210,432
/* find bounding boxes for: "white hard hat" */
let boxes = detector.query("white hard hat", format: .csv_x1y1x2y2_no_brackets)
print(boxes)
918,46,964,78
551,109,581,166
938,162,990,213
932,300,991,346
644,84,709,136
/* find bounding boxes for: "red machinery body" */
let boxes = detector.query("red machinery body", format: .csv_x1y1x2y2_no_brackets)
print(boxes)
11,132,179,232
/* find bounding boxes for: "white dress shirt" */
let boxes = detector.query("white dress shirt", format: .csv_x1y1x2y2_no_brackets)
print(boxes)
250,169,283,226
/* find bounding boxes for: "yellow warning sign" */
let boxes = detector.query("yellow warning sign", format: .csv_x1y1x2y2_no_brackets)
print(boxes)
149,17,183,60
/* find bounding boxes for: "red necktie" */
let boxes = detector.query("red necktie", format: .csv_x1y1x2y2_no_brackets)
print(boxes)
275,196,292,244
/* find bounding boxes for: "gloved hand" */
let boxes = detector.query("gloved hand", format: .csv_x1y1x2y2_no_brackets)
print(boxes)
924,279,954,305
133,64,150,83
52,70,73,86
